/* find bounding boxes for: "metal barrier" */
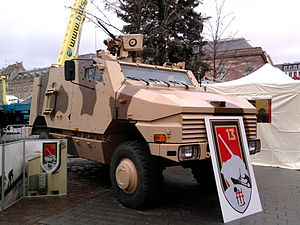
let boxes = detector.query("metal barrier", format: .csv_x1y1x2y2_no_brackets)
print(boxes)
0,124,39,144
0,139,67,210
0,122,67,211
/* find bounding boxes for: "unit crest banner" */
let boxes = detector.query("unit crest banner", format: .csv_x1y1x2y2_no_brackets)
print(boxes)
205,117,262,223
41,142,60,173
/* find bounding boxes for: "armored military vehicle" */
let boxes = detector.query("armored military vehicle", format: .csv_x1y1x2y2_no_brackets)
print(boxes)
29,34,260,209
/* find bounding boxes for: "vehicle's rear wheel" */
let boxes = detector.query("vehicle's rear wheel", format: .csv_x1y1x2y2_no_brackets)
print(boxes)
110,141,163,209
191,160,215,187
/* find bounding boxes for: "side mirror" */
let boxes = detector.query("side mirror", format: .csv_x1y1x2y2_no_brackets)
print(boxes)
64,60,75,81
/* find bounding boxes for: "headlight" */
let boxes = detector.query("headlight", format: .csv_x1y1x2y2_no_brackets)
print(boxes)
178,145,199,161
248,139,261,154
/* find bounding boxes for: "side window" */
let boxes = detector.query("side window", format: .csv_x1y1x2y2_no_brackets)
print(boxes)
85,67,103,82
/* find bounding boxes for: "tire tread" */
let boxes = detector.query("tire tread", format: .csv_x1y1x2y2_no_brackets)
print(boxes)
110,141,163,209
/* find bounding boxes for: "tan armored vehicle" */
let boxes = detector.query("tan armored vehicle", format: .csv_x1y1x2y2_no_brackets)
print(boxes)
30,34,260,209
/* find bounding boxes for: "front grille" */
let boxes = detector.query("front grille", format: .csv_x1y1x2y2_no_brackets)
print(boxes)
181,114,257,143
243,114,257,139
181,114,207,143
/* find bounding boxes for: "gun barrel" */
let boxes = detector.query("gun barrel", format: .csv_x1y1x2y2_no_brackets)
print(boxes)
218,134,234,156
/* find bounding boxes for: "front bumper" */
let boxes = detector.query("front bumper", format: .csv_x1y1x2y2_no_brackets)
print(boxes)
148,142,209,162
149,138,261,162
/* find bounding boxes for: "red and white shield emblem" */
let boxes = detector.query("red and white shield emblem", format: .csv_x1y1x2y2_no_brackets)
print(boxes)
41,142,60,173
213,121,252,213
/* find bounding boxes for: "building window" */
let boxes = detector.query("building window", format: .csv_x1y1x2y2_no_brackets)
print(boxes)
284,66,287,70
246,61,253,68
245,61,253,75
294,72,297,76
294,65,298,69
218,64,225,71
289,72,292,77
219,72,225,82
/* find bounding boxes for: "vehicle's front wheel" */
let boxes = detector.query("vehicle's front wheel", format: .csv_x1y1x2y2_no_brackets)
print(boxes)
110,141,163,209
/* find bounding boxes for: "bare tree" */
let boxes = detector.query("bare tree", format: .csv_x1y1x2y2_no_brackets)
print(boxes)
203,0,237,82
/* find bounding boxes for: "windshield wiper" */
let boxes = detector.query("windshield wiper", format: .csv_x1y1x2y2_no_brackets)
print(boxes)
126,76,140,81
126,76,149,86
149,78,170,87
169,80,189,89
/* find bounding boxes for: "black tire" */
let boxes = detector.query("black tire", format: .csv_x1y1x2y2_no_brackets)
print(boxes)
191,160,215,187
110,141,163,209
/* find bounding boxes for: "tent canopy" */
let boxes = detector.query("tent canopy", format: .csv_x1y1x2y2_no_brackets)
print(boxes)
213,64,294,86
206,64,300,169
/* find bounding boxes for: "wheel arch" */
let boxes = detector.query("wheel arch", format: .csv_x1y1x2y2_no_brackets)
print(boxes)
31,116,48,135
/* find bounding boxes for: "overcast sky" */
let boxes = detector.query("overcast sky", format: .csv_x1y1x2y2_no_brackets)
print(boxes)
0,0,299,70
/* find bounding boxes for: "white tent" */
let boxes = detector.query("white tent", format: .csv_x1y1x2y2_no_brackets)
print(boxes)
206,64,300,169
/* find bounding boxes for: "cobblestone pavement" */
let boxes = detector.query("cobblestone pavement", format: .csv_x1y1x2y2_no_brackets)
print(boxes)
0,158,299,225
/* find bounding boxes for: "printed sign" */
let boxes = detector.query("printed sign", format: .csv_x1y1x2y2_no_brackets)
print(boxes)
248,99,272,123
27,139,67,197
41,142,60,173
205,117,262,223
0,141,24,210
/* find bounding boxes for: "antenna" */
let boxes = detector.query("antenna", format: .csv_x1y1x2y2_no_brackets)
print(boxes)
94,25,97,51
97,20,116,40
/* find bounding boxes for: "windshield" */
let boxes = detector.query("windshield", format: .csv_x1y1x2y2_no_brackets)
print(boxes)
121,65,192,85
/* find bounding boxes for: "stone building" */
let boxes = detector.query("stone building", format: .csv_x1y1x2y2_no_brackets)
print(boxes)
275,62,300,80
0,62,26,80
2,53,95,100
7,67,49,100
201,38,272,82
